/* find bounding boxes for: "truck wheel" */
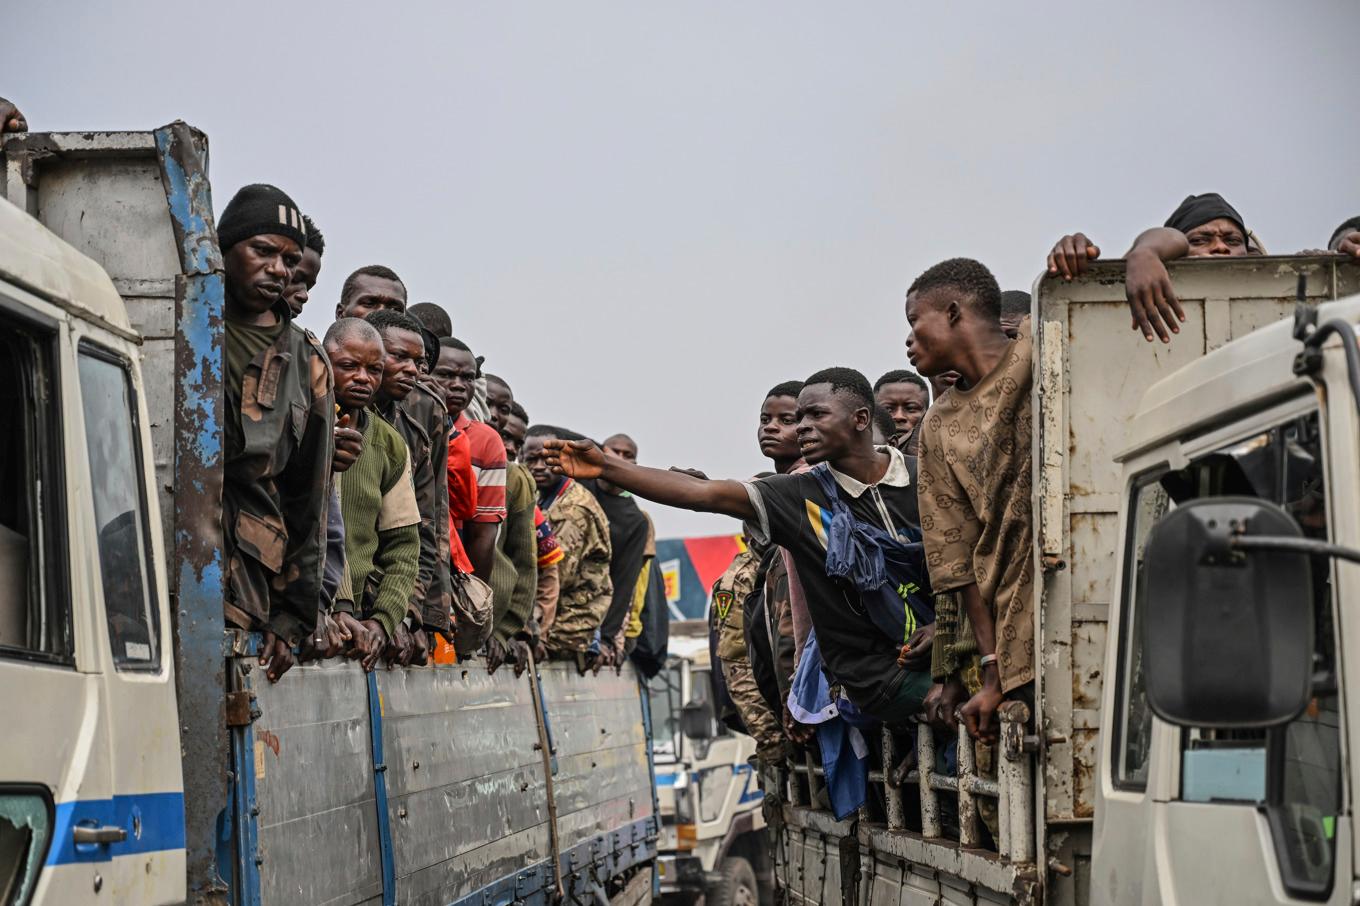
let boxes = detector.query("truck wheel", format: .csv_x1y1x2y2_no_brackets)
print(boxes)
705,856,759,906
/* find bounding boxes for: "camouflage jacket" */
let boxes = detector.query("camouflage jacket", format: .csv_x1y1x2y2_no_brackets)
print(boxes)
223,304,335,646
377,382,452,632
712,545,759,663
541,478,613,654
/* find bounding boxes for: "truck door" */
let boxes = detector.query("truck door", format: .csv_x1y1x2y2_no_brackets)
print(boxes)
1105,403,1347,904
66,335,186,904
0,295,118,905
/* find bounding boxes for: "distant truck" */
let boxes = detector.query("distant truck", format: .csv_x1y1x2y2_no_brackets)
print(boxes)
0,124,658,906
649,621,771,905
768,254,1360,905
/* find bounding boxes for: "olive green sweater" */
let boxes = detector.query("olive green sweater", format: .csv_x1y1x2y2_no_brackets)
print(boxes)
338,410,421,637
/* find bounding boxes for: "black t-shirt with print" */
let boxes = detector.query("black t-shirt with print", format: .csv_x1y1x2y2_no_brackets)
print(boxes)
746,457,921,709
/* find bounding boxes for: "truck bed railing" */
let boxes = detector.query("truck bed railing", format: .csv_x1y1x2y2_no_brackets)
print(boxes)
776,703,1038,903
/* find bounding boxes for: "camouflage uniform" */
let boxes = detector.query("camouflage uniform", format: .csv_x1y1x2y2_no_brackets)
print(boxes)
377,381,453,633
542,478,613,655
223,303,335,646
712,547,784,761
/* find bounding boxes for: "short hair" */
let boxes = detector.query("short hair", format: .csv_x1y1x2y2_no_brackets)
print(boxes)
439,336,472,354
302,214,325,256
1000,290,1031,321
766,380,805,400
323,317,381,349
526,424,587,442
872,405,897,440
509,401,529,423
364,309,424,341
341,265,406,309
803,367,874,411
485,373,511,394
907,257,1002,321
873,370,928,394
408,302,453,338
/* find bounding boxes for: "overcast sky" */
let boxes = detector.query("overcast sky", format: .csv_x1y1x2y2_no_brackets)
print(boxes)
12,1,1359,537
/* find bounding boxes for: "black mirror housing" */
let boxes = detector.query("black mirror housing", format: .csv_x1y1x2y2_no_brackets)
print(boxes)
1141,497,1314,728
680,700,714,741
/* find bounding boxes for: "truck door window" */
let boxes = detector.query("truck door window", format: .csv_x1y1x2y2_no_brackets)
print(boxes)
1111,476,1168,789
1158,412,1339,899
0,315,70,662
77,347,160,670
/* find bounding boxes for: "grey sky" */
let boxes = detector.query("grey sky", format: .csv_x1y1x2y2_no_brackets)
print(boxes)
13,0,1359,537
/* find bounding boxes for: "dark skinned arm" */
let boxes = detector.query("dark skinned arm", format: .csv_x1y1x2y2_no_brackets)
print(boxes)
1124,227,1190,344
957,583,1004,743
464,521,498,584
544,439,755,520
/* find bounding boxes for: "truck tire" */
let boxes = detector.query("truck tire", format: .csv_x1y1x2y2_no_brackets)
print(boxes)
705,856,759,906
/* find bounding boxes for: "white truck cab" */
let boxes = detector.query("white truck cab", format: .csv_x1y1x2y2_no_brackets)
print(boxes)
1094,293,1360,905
650,622,770,905
0,195,186,904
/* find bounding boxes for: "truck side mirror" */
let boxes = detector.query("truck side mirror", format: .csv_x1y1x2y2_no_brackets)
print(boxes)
680,699,714,742
1141,497,1314,728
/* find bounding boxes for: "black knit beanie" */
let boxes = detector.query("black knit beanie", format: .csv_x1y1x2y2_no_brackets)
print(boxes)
1164,192,1247,240
1329,216,1360,251
217,183,308,252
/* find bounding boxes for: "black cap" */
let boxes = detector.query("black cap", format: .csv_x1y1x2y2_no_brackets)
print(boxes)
1329,216,1360,251
217,183,308,252
1164,193,1247,240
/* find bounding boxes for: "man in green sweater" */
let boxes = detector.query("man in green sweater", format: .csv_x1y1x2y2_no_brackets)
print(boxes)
323,318,422,670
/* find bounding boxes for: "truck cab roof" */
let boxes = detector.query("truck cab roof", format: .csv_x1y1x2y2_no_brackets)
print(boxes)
0,194,130,334
1118,292,1360,464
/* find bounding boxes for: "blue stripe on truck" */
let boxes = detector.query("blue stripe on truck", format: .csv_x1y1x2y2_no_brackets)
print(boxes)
46,792,186,865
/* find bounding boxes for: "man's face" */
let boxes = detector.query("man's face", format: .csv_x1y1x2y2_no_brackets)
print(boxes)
521,435,554,489
1185,218,1247,258
486,380,514,432
501,413,527,461
604,436,637,464
376,327,424,402
337,274,407,319
905,289,957,378
875,381,928,438
224,234,302,315
431,346,478,416
283,247,322,317
795,384,865,465
758,395,800,463
327,334,386,410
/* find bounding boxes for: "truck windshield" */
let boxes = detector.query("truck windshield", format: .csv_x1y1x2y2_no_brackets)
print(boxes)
648,661,683,762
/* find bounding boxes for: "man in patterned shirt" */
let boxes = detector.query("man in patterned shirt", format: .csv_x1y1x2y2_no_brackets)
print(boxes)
906,257,1034,744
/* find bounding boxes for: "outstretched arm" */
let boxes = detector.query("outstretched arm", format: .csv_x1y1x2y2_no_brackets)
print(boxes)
544,439,756,520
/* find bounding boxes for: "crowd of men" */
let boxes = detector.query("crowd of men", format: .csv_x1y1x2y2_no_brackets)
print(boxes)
212,182,672,684
10,94,1354,827
538,192,1359,821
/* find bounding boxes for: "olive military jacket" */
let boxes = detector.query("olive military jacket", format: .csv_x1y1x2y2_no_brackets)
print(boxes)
377,382,453,633
223,304,335,646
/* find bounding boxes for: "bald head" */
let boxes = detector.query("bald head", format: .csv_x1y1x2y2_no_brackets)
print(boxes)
324,316,382,352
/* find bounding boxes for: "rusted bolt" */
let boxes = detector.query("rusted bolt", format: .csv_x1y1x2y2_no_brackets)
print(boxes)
1041,554,1067,572
1048,857,1074,877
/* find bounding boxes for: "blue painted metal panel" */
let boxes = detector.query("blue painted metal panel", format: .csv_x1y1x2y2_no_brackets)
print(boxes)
366,670,397,906
153,121,229,902
45,793,186,865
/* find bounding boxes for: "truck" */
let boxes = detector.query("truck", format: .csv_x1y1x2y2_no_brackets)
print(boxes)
768,253,1360,904
0,123,659,906
647,621,770,906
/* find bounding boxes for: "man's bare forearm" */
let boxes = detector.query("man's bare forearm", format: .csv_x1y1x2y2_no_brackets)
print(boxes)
1126,227,1189,262
597,458,756,520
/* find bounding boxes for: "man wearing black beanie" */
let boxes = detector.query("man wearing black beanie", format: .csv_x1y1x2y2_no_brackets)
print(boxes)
1046,191,1254,344
218,183,336,682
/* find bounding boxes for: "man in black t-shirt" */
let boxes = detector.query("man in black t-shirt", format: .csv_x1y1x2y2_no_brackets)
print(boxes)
545,367,936,724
